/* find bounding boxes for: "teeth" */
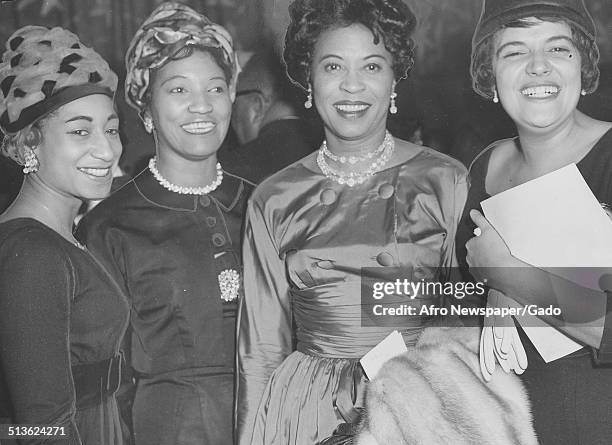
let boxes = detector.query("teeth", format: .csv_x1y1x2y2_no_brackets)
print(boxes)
79,167,110,177
335,104,369,113
521,86,559,98
182,122,215,134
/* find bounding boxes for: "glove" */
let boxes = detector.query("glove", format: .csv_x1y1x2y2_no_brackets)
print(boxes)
479,289,528,382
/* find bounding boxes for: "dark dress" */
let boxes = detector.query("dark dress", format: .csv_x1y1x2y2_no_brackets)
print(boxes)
236,147,468,444
76,168,253,445
456,127,612,445
0,218,130,445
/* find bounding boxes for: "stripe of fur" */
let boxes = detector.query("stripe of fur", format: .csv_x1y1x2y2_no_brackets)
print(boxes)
357,327,538,445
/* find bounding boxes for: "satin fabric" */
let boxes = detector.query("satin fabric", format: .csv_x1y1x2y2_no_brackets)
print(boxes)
236,147,468,445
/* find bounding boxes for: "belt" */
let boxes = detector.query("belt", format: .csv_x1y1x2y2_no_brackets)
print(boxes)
72,353,123,409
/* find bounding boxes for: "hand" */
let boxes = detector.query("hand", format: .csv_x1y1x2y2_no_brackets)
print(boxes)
466,210,518,290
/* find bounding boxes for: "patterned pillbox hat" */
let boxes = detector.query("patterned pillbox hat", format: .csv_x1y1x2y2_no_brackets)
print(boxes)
0,26,117,135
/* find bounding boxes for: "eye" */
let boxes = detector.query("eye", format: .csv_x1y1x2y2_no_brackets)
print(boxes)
69,129,89,136
209,86,225,93
106,128,120,136
365,63,381,72
502,50,525,59
324,62,341,73
170,86,185,93
550,46,571,54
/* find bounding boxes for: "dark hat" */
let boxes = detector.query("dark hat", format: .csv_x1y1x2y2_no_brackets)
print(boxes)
472,0,596,49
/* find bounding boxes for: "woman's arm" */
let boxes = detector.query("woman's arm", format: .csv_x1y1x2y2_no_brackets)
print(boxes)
0,232,81,444
235,198,293,445
466,209,608,349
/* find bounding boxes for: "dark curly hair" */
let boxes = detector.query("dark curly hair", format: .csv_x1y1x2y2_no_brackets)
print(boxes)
471,16,600,99
283,0,417,90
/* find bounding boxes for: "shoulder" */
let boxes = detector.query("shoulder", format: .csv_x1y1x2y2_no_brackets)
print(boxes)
468,137,516,175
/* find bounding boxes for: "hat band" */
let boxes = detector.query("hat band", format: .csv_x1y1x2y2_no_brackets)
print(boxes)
0,84,114,134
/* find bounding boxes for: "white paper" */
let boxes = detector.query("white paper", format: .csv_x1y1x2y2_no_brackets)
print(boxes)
360,330,407,380
481,164,612,362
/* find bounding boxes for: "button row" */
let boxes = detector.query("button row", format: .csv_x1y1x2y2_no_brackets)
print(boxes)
319,184,395,205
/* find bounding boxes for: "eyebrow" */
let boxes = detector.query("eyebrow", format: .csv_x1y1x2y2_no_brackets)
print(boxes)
65,113,119,124
317,54,389,62
161,74,227,86
496,35,575,57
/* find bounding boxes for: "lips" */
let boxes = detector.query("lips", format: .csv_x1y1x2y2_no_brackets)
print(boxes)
181,121,216,134
521,85,560,98
333,101,370,118
78,167,111,178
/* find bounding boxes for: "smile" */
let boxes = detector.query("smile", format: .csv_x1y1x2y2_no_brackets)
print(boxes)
181,121,216,134
78,167,111,178
334,103,370,112
521,85,559,98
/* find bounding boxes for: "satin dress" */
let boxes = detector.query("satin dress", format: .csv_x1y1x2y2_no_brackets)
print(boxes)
236,146,468,445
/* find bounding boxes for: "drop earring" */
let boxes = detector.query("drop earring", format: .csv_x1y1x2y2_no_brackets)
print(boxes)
23,147,39,174
304,84,313,109
493,89,499,103
389,90,398,114
143,116,154,133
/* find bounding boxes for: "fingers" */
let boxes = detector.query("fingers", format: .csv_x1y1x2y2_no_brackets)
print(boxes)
469,209,489,229
479,327,493,382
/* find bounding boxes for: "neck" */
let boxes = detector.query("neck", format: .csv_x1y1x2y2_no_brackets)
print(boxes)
155,150,220,188
324,125,387,157
516,110,593,166
2,176,82,242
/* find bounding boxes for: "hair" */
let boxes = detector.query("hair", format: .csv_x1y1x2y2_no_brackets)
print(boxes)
283,0,417,90
239,49,303,109
142,45,233,110
1,111,56,166
471,16,600,99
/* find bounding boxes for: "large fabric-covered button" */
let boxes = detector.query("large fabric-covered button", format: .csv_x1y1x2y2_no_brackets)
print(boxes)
212,233,226,247
378,183,394,199
317,260,334,270
206,216,217,227
376,252,394,266
200,195,211,207
320,189,337,205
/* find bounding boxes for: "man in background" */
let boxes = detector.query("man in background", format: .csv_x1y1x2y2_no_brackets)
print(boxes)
221,49,321,183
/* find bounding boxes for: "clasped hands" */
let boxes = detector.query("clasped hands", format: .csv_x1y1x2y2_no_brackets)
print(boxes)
466,210,528,382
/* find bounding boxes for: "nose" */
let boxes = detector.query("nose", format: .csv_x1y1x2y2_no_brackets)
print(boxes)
188,92,213,114
526,50,552,76
340,69,365,93
91,130,121,162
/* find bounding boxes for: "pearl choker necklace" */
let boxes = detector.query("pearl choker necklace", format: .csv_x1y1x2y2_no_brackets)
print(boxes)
317,131,395,187
148,157,223,195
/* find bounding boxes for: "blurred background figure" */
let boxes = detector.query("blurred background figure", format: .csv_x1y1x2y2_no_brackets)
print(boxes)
220,48,321,183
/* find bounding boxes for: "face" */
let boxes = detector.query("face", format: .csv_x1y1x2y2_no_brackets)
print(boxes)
311,23,395,143
493,19,582,131
148,50,235,160
35,94,121,201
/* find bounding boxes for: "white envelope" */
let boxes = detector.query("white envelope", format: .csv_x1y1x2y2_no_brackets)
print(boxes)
481,164,612,362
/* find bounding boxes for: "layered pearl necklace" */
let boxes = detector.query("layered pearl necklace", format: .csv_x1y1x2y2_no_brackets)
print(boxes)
148,156,223,195
317,131,395,187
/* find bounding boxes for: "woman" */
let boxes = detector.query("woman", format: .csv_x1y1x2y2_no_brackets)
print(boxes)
0,26,128,444
458,0,612,443
235,0,469,443
76,3,252,445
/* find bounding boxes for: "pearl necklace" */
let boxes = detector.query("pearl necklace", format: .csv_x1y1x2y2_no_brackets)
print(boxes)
321,131,388,164
316,131,395,187
148,157,223,195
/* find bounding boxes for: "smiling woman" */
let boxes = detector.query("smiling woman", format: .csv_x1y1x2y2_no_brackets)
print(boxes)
0,25,129,445
76,3,253,445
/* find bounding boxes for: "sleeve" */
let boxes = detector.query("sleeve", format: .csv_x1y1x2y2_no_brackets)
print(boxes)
235,198,293,445
593,292,612,364
0,233,81,444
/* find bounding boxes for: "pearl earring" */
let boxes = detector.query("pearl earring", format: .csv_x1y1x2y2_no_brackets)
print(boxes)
389,91,398,114
143,116,154,133
493,89,499,103
23,147,39,174
304,84,313,109
581,89,587,96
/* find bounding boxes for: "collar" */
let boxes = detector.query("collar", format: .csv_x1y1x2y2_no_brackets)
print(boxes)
132,166,248,212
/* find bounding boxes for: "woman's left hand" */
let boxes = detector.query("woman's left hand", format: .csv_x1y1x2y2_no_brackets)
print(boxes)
465,210,519,289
